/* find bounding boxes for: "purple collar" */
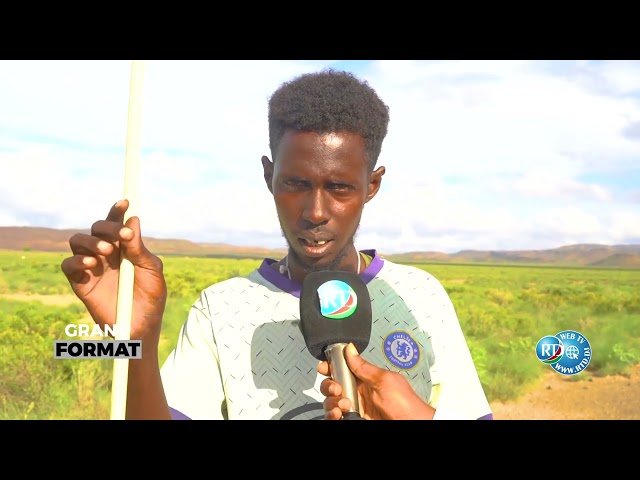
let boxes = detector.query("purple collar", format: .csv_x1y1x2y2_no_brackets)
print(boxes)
257,249,384,298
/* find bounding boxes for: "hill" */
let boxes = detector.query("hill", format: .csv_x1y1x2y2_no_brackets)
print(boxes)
0,226,286,259
1,226,639,268
385,243,640,268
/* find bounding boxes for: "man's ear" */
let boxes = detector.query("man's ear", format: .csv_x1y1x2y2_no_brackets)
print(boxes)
365,166,385,203
262,155,274,194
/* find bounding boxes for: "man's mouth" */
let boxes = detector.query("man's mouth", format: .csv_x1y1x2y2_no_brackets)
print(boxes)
298,237,333,257
300,238,330,247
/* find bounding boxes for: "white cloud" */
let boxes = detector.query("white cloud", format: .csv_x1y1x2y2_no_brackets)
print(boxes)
137,180,282,242
491,171,612,202
596,60,640,95
609,210,640,239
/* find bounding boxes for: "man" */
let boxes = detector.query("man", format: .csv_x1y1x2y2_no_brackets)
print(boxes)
61,68,493,420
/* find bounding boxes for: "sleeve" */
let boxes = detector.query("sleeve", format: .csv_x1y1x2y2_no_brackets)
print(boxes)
159,293,227,420
426,279,493,420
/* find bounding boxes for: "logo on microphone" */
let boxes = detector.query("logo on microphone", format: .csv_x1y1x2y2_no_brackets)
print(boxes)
535,330,592,376
317,280,357,319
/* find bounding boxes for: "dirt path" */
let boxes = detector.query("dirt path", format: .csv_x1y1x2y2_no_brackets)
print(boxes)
490,363,640,420
0,293,83,306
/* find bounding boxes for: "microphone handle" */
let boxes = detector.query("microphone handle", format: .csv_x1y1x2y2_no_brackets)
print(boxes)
342,411,365,420
324,343,365,420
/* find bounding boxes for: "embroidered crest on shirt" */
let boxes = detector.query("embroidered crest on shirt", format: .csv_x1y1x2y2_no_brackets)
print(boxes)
383,331,420,369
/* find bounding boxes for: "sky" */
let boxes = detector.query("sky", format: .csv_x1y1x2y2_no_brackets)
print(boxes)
1,60,639,254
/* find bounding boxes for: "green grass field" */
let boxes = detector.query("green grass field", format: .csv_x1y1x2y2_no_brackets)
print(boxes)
1,249,638,419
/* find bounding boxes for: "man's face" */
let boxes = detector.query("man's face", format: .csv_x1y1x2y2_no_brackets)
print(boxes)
262,130,384,273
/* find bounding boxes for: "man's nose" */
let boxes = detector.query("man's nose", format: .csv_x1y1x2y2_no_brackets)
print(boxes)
301,189,330,225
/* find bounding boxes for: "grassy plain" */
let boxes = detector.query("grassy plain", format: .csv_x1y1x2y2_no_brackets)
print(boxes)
1,249,638,419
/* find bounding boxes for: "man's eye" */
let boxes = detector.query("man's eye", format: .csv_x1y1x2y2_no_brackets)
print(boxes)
285,180,306,187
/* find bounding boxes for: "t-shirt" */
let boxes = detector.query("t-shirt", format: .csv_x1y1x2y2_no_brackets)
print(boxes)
159,249,493,420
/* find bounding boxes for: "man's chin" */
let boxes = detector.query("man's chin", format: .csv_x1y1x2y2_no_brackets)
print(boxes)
306,261,335,272
293,254,333,272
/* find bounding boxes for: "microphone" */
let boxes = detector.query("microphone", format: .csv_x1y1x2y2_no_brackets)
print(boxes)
299,270,372,420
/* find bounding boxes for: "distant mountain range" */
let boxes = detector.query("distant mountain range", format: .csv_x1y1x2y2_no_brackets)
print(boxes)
1,226,639,268
386,244,640,268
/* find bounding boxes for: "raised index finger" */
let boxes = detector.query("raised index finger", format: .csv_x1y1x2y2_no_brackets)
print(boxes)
106,199,129,222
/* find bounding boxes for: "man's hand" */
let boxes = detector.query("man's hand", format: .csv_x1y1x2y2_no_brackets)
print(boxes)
60,199,167,342
318,343,436,420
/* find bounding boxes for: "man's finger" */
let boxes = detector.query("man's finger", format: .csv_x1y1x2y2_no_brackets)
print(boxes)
324,406,344,421
319,377,342,397
317,360,330,377
68,233,116,257
89,200,130,241
344,342,378,382
120,216,163,271
322,396,351,420
106,199,129,222
60,255,94,283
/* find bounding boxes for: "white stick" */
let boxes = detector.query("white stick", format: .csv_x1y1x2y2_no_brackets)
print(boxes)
110,60,145,420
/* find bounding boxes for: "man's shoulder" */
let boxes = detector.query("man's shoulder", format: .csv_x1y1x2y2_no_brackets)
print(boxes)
378,258,443,284
189,266,298,331
194,266,292,312
374,258,452,301
201,268,269,295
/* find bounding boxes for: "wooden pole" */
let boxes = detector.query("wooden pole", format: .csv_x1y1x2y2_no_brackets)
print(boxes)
110,60,145,420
